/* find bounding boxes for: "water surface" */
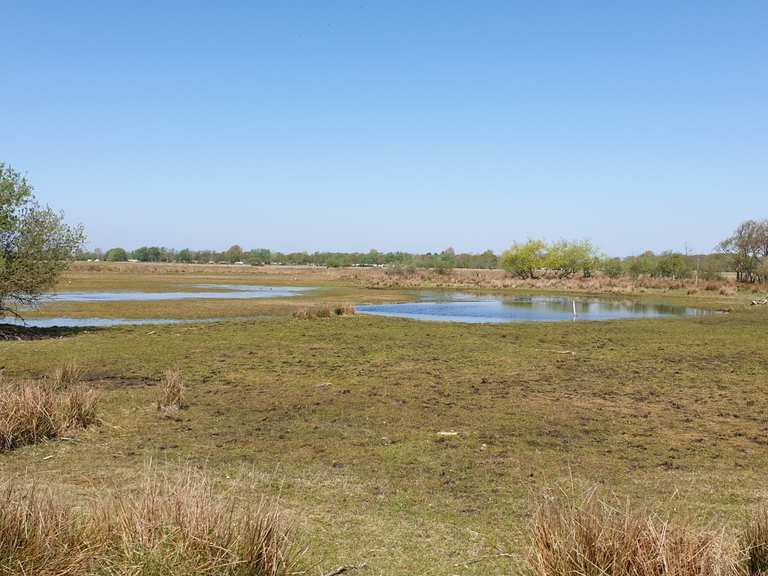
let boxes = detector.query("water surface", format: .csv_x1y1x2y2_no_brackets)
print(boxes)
47,284,310,303
0,316,267,328
356,293,709,323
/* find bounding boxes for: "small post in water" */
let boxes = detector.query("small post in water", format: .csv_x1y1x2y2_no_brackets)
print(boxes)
572,299,577,317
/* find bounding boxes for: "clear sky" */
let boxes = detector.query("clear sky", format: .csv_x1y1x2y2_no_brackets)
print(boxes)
2,1,766,256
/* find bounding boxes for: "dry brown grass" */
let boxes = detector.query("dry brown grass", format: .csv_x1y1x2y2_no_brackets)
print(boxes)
0,374,99,452
67,260,740,296
157,368,187,414
527,490,744,576
0,483,95,576
340,266,737,295
292,304,356,319
741,507,768,576
0,468,301,576
49,360,86,389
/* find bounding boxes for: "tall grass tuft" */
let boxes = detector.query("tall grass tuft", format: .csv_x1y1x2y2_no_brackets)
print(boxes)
0,468,301,576
157,368,187,413
741,506,768,575
0,484,96,576
0,375,99,452
97,467,300,576
49,360,86,389
528,490,741,576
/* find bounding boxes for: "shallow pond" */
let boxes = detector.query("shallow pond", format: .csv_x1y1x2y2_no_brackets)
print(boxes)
1,284,309,328
46,284,310,302
356,293,710,323
0,316,266,328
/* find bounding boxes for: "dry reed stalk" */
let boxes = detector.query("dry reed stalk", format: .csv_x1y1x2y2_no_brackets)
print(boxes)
0,467,301,576
0,376,98,452
527,491,743,576
157,368,187,413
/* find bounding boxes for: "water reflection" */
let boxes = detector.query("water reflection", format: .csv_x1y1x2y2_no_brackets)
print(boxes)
356,293,709,324
45,285,310,303
0,316,267,328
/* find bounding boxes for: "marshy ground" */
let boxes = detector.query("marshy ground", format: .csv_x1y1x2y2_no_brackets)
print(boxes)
1,263,767,574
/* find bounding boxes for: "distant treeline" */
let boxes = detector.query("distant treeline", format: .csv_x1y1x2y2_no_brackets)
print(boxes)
77,219,767,282
76,245,732,279
77,246,499,270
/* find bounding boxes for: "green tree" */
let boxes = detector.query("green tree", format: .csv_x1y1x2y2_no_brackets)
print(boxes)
226,244,244,263
246,248,271,265
0,163,84,318
656,251,690,278
176,248,192,263
718,219,768,282
132,246,165,262
544,240,598,278
477,249,499,269
602,257,625,278
500,240,546,279
105,247,128,261
434,247,456,274
626,251,658,278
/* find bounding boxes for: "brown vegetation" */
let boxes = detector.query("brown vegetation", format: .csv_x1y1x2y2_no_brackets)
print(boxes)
527,490,768,576
341,266,739,294
292,304,356,319
157,368,187,414
67,261,748,297
50,360,86,388
0,370,98,452
0,468,300,576
741,507,768,576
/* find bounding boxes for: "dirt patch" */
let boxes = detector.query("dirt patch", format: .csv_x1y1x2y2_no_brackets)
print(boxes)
0,323,92,341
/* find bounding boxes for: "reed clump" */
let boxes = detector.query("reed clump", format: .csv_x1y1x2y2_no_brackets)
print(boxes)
527,490,747,576
157,368,187,414
741,506,768,576
0,468,301,576
293,304,356,319
0,483,95,576
0,372,99,452
49,360,86,389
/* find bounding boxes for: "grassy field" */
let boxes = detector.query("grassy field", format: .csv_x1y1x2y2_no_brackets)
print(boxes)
2,263,768,575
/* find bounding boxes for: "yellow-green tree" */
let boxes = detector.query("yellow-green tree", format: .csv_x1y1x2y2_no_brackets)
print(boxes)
1,163,84,318
500,240,546,278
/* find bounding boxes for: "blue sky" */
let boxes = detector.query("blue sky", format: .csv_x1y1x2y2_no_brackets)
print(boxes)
2,1,766,255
